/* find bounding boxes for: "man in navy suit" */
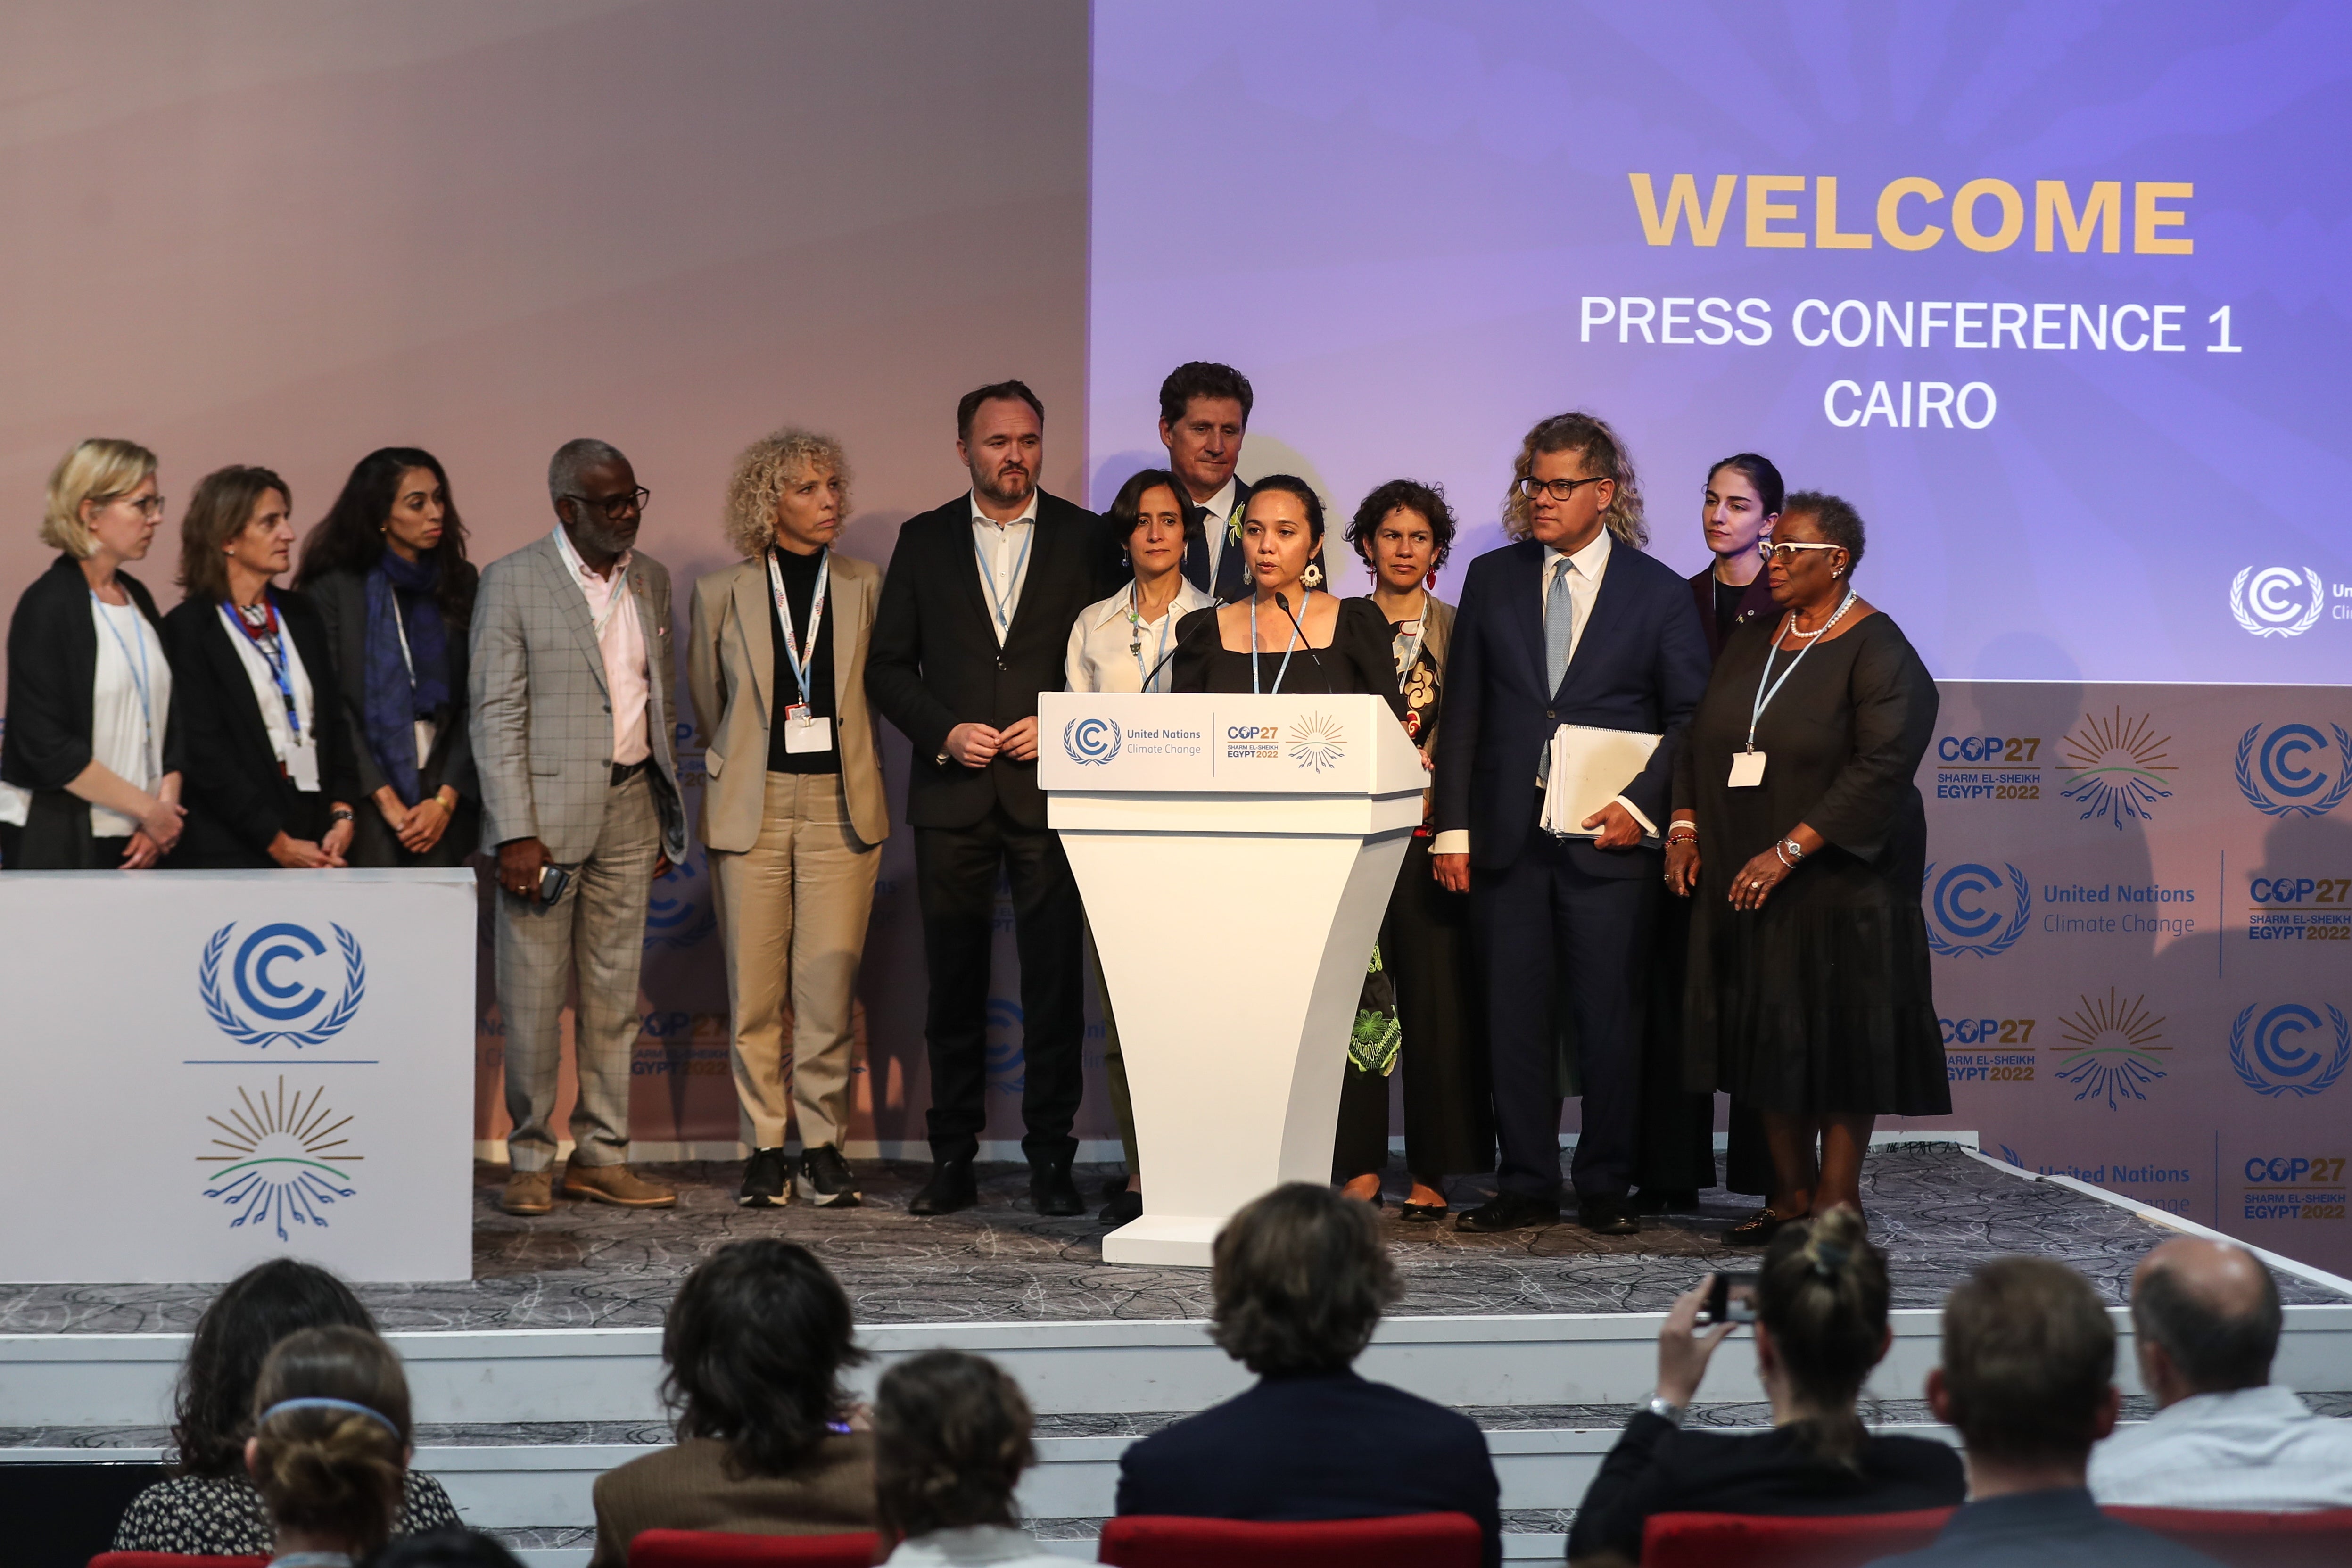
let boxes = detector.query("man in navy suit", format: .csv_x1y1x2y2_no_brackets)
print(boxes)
1432,413,1709,1235
1159,360,1258,602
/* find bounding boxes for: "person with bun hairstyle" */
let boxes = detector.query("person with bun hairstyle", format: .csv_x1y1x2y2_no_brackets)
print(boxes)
244,1324,424,1566
874,1350,1065,1567
1566,1206,1963,1566
113,1259,460,1555
587,1239,875,1566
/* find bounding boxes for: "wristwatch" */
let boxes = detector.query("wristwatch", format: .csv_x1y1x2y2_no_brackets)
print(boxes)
1646,1394,1687,1428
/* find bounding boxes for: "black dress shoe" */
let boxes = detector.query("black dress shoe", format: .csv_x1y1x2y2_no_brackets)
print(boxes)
1098,1187,1143,1224
1031,1160,1085,1216
1578,1193,1641,1236
908,1157,978,1216
1453,1193,1561,1233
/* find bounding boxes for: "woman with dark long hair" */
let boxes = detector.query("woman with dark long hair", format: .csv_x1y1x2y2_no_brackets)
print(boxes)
294,447,479,867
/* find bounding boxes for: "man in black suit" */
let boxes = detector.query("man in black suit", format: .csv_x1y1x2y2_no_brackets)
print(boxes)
1432,412,1710,1236
1160,361,1257,602
867,380,1105,1217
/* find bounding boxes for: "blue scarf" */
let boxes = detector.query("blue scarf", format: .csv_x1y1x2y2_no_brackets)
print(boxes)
362,550,449,804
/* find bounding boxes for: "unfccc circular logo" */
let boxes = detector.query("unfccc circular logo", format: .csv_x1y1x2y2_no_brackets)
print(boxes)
2229,565,2323,638
2229,1002,2350,1098
1062,716,1122,765
1923,861,2030,958
2235,722,2352,819
199,921,367,1048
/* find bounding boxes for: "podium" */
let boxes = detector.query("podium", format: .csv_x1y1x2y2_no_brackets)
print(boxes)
1040,693,1426,1266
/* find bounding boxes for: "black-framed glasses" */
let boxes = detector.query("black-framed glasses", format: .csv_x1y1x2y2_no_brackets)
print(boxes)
564,487,650,520
1517,474,1608,502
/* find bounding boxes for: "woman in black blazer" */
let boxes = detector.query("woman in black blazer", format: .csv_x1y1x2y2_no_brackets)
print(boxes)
163,466,359,869
1,439,186,869
292,448,479,867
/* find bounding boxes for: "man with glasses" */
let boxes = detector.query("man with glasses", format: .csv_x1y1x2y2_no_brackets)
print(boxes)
1432,412,1709,1236
472,438,689,1217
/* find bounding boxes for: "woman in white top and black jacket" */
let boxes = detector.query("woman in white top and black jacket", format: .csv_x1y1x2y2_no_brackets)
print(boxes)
164,466,359,869
1,438,185,869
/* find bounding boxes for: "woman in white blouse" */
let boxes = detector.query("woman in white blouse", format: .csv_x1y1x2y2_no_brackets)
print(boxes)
1065,468,1210,1222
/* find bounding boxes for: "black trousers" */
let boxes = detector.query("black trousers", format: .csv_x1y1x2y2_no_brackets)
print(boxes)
1474,831,1658,1202
914,808,1086,1167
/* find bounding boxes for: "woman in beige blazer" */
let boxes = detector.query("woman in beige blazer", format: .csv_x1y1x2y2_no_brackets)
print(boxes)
689,429,889,1211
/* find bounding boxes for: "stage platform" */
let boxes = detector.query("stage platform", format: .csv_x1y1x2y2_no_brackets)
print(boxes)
8,1142,2352,1565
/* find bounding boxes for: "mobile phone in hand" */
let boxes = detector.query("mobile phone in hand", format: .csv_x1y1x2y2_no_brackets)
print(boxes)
1700,1271,1759,1326
536,863,570,906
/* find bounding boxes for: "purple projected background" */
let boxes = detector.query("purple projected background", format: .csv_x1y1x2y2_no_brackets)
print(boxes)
1086,0,2352,686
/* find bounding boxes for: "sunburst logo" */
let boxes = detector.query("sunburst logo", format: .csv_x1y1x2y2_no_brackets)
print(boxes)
2058,708,2177,830
198,1078,363,1241
2053,989,2168,1110
1288,712,1346,773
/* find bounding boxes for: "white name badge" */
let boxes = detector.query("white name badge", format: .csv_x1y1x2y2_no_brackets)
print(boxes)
784,706,833,754
1727,750,1767,789
287,736,322,793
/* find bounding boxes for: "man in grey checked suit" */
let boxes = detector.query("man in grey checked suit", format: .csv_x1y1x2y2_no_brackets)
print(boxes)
472,438,689,1216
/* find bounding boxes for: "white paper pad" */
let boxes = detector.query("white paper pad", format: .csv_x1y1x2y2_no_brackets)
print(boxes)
1541,724,1662,838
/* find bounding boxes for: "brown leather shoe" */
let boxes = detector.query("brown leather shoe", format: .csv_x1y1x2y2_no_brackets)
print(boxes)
501,1167,554,1216
563,1163,677,1208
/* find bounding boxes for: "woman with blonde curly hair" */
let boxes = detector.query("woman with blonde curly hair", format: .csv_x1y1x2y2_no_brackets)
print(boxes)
688,427,889,1210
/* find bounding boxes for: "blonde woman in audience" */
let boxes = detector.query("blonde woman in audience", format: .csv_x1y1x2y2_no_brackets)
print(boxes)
875,1350,1065,1568
244,1324,425,1568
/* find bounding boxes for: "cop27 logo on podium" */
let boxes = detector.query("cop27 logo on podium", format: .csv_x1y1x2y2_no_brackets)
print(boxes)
1062,716,1122,765
199,921,366,1048
2230,1002,2351,1099
1923,862,2030,957
2236,722,2352,819
2229,566,2324,638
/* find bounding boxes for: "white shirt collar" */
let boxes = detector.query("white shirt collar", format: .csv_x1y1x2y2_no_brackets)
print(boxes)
969,488,1040,529
553,522,631,583
1087,578,1212,631
1194,475,1239,522
1545,528,1613,577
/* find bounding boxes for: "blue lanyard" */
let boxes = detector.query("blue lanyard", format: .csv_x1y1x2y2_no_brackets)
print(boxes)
1126,587,1177,692
1249,592,1302,695
765,546,829,707
221,601,302,740
92,593,156,740
1746,589,1854,751
974,521,1032,633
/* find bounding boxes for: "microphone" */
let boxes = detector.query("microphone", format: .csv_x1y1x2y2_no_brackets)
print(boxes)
1272,591,1334,692
1138,588,1222,693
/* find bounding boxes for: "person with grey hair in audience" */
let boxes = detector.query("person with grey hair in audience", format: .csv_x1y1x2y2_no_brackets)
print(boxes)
473,438,688,1217
2088,1236,2352,1510
1114,1183,1501,1568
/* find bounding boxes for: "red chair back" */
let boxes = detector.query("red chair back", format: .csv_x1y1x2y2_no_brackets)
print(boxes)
1642,1508,1957,1568
627,1530,880,1567
88,1557,269,1568
1098,1513,1481,1568
2106,1504,2352,1568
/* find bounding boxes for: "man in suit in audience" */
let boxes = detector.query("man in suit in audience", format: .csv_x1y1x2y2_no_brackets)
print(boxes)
1159,360,1257,602
473,438,689,1217
1433,412,1709,1237
866,380,1105,1218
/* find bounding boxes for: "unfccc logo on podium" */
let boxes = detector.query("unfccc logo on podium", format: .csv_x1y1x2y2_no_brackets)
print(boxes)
1062,716,1122,765
1923,862,2030,957
2229,565,2323,638
199,921,367,1048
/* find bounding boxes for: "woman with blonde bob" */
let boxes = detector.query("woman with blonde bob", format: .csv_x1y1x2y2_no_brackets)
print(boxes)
689,428,889,1210
0,438,185,868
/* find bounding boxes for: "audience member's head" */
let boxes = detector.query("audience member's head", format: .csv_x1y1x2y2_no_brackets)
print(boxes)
874,1350,1034,1544
1210,1182,1399,1377
2130,1237,2282,1407
1754,1205,1892,1468
367,1526,525,1568
246,1324,414,1558
661,1239,867,1476
174,1257,376,1478
1930,1257,2120,1483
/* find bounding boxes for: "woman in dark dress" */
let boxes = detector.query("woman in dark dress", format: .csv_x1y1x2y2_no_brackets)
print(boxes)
1667,492,1945,1244
1338,479,1493,1220
293,447,479,867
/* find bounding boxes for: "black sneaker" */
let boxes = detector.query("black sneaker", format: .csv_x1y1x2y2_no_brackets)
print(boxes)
739,1146,792,1208
796,1144,862,1207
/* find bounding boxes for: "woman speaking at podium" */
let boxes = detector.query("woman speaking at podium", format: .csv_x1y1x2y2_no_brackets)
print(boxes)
1171,475,1410,1195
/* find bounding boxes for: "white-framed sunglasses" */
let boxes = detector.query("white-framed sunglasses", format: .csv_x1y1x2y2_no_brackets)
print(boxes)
1762,540,1843,563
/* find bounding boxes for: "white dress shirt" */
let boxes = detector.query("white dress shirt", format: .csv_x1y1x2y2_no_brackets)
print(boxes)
2088,1384,2352,1510
1065,578,1214,694
970,489,1040,645
1193,474,1239,583
553,525,651,766
89,597,172,835
882,1526,1066,1568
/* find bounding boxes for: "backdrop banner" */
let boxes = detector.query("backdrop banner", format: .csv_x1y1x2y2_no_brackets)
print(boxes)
5,868,476,1284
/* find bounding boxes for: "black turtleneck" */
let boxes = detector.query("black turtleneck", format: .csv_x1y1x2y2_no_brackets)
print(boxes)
766,545,839,774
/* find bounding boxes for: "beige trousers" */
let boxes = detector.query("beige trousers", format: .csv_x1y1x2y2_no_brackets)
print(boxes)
710,770,881,1150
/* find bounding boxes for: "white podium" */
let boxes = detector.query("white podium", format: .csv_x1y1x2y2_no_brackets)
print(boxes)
1040,693,1425,1266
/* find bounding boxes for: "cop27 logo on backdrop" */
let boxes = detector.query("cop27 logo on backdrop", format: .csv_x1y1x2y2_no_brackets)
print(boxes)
199,921,366,1048
2229,566,2324,638
2229,1002,2351,1099
1063,716,1122,765
2235,723,2352,819
1923,862,2030,957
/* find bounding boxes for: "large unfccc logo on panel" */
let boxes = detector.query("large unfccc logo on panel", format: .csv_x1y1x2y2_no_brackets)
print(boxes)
1923,862,2030,957
2229,1003,2351,1099
2236,723,2352,819
1062,716,1122,765
2229,565,2323,638
199,921,367,1048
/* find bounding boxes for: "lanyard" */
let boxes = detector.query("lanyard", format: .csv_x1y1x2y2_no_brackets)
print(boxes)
765,546,830,707
1249,591,1302,695
222,599,302,740
1390,591,1429,679
584,562,632,642
1746,589,1856,751
1125,586,1176,692
973,521,1032,633
92,594,158,772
